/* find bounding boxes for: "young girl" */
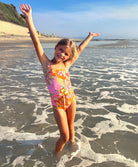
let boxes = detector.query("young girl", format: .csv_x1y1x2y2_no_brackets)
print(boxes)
20,4,100,153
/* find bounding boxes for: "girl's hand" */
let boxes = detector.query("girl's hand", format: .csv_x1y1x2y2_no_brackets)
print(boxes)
19,4,32,19
89,32,100,37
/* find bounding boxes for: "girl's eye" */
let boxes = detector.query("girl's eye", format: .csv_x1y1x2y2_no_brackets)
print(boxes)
65,53,68,56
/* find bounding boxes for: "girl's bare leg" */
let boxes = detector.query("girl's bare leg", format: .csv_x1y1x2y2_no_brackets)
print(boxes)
66,99,76,143
53,107,69,152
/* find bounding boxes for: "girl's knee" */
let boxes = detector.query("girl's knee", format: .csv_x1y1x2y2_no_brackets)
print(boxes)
61,133,69,143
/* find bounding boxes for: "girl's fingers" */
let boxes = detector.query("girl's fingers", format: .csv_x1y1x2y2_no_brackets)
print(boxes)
25,4,28,10
28,5,31,9
21,4,25,9
20,4,29,10
90,32,100,37
95,33,100,36
19,5,24,12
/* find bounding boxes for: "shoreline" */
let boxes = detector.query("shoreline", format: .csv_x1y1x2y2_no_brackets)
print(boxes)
0,34,82,51
1,34,137,52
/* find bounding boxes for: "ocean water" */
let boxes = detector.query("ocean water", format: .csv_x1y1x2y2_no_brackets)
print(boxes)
0,40,138,167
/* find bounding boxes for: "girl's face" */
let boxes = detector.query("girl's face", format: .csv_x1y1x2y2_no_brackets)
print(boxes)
54,45,71,63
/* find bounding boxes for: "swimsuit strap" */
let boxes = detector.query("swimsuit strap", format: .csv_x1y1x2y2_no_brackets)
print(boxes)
44,61,51,75
49,61,51,66
47,61,51,70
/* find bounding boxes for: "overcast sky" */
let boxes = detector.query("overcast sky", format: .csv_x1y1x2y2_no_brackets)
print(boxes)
2,0,138,39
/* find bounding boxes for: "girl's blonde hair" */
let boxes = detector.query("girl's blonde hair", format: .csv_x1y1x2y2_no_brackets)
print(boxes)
56,38,79,59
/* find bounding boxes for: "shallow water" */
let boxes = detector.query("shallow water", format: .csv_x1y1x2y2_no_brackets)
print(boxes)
0,40,138,167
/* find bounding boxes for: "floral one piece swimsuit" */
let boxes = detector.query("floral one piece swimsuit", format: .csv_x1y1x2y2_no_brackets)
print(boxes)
44,62,75,110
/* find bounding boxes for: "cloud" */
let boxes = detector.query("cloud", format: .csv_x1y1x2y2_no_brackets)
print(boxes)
71,4,138,20
33,3,138,38
99,5,138,20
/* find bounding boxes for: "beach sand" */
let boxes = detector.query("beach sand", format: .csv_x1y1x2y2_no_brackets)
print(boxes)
0,20,61,51
0,35,64,52
0,20,81,52
0,20,29,36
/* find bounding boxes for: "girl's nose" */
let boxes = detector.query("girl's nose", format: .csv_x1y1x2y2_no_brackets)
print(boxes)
61,52,65,57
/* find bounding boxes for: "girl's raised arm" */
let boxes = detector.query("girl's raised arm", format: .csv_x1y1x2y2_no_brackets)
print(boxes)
20,4,49,67
78,32,100,55
67,32,100,67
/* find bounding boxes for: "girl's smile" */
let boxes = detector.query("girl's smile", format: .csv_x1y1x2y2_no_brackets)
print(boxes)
57,53,64,60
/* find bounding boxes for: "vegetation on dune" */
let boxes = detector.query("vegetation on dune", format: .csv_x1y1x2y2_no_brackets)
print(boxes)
0,2,27,27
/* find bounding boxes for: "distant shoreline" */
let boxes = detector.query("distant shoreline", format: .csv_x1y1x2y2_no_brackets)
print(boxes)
0,34,82,52
1,35,138,52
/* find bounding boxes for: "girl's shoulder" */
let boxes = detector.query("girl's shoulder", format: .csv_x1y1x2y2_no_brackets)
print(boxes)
64,61,71,69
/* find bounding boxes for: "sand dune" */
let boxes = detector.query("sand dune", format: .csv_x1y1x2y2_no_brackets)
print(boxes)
0,20,29,36
0,20,81,46
0,20,62,44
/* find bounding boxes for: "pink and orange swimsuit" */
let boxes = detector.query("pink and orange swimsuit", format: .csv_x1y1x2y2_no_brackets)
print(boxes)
44,62,75,110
